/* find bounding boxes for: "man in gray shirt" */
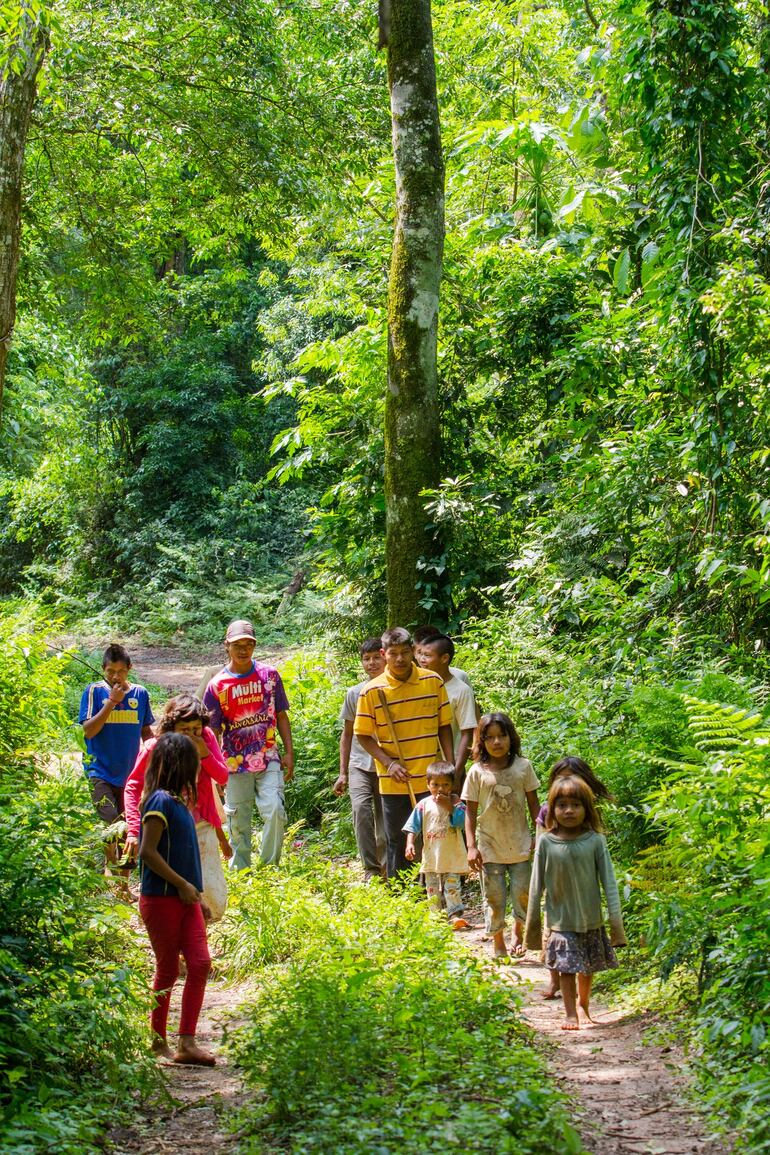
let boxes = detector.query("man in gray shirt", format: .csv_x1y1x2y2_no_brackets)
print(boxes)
333,638,387,880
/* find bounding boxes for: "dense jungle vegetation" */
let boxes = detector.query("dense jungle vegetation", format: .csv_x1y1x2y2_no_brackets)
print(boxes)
2,0,769,1150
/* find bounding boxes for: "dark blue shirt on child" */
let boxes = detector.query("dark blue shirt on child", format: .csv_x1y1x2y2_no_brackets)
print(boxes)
140,790,203,897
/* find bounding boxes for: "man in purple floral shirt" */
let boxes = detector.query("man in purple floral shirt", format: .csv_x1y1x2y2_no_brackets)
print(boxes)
203,620,294,869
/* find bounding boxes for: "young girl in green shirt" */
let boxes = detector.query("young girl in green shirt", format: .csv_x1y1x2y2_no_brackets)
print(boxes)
525,770,626,1030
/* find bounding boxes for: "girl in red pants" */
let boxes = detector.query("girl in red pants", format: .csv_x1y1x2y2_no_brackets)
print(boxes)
139,732,215,1066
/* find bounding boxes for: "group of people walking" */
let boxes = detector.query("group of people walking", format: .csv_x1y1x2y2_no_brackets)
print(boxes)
79,620,292,1065
79,620,626,1063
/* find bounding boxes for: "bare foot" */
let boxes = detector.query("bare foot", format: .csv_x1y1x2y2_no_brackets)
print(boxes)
173,1042,216,1066
579,1002,594,1024
541,985,561,1000
152,1038,173,1060
511,939,526,957
561,1016,580,1031
492,932,509,959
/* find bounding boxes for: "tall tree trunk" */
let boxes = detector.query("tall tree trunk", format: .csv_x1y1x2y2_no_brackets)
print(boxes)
0,12,48,417
384,0,445,626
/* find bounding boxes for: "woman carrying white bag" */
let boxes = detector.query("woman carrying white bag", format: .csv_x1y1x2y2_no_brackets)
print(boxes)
124,694,231,921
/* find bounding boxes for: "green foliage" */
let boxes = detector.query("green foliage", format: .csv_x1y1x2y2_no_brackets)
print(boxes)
0,606,153,1151
281,651,352,837
4,0,770,656
635,696,770,1148
0,769,153,1153
0,607,72,772
216,856,584,1155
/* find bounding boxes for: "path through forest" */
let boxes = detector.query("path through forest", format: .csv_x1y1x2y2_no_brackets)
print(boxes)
108,969,246,1155
107,646,727,1155
463,920,725,1155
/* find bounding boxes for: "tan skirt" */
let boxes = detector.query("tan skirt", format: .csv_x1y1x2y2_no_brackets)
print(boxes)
196,820,228,922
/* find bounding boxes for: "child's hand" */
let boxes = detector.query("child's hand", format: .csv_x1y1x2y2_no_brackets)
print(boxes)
467,846,483,873
178,880,202,905
123,835,139,864
192,734,210,760
201,900,212,924
219,839,233,860
434,793,452,812
405,841,416,861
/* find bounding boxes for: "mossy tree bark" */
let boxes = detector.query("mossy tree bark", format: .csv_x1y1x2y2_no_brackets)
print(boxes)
384,0,444,627
0,10,48,418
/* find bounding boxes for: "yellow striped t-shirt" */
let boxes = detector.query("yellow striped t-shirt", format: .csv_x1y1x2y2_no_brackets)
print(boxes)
353,666,451,795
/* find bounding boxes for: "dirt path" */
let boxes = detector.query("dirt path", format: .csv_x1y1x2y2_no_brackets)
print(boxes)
108,970,249,1155
463,919,727,1155
109,913,728,1155
128,645,225,695
65,643,290,696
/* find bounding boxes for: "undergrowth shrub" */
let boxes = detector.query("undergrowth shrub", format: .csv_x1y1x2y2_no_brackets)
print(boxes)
216,856,585,1155
638,697,770,1151
0,606,152,1152
0,772,153,1153
282,651,356,852
0,607,71,773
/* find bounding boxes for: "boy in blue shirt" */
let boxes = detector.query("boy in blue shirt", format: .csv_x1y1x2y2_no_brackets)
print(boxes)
79,644,155,876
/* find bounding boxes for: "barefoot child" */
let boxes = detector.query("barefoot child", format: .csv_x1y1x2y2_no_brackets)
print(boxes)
536,757,613,1000
524,772,626,1030
139,732,215,1066
403,761,470,929
462,713,539,958
124,695,231,921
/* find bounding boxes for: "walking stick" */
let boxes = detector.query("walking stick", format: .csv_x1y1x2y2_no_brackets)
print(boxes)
376,688,417,808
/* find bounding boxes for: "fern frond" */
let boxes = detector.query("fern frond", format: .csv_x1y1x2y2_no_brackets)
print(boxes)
682,696,770,753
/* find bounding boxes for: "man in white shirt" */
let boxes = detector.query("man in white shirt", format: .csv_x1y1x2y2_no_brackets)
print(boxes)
416,634,477,790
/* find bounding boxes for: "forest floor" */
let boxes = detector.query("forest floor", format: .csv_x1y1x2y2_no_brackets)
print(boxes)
105,646,728,1155
117,643,290,695
108,917,727,1155
107,964,248,1155
463,918,725,1155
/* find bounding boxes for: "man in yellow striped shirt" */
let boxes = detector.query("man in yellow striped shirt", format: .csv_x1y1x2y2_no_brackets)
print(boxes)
354,627,454,877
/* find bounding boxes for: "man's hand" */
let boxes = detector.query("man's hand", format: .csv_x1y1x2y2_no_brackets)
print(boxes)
332,773,348,796
108,681,128,705
388,761,409,784
467,846,483,873
282,753,295,782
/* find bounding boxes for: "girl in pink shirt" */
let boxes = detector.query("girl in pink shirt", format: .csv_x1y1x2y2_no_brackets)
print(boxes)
124,694,231,919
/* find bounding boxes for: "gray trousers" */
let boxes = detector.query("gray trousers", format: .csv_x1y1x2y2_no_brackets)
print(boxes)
225,766,286,870
348,766,386,878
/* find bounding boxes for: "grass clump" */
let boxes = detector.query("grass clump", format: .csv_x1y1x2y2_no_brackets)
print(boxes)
216,856,585,1155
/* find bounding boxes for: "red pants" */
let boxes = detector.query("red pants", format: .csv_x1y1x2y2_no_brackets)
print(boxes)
139,895,211,1039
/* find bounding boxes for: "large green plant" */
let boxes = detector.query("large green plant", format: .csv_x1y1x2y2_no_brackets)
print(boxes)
217,855,584,1155
639,696,770,1147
